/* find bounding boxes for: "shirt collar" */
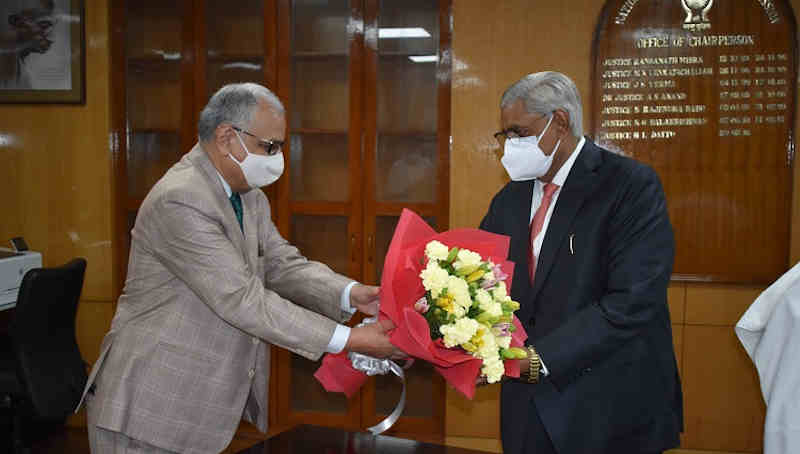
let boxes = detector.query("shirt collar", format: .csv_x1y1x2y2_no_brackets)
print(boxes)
549,136,585,187
215,169,233,198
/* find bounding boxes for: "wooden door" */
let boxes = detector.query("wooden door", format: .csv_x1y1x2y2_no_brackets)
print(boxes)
360,0,449,436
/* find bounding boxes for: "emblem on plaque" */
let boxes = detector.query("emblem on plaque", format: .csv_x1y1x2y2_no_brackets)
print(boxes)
680,0,713,31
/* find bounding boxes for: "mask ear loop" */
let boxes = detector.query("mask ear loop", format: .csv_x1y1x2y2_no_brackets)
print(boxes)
229,129,250,164
540,112,563,157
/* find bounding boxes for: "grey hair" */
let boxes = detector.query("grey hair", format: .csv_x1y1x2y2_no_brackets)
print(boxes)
197,83,285,143
500,72,583,137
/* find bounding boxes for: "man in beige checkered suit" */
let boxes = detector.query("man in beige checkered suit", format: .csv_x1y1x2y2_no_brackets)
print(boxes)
76,83,403,453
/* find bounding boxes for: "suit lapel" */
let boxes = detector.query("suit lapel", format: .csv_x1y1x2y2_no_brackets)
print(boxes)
508,180,536,320
241,193,260,271
187,145,248,257
530,140,603,303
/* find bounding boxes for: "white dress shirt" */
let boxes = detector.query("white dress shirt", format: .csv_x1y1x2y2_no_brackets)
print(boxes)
528,136,585,375
736,262,800,454
216,171,355,353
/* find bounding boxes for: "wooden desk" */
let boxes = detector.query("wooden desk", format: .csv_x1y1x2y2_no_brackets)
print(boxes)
237,425,487,454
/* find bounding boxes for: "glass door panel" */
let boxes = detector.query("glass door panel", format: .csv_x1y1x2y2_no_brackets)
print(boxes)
206,59,265,101
205,0,266,99
290,354,349,414
290,133,350,201
290,215,350,275
125,1,184,204
375,0,440,209
289,0,351,203
374,215,437,280
375,361,437,418
376,57,438,134
126,132,181,202
375,134,438,203
291,58,350,131
292,0,350,54
287,214,351,415
126,1,183,60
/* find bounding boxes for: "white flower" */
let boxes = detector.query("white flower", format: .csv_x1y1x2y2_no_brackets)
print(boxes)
482,270,496,283
475,289,492,307
446,275,472,313
420,261,449,298
495,334,512,350
482,356,505,384
476,329,499,360
440,318,480,348
476,289,502,317
425,240,450,262
492,281,510,302
453,248,482,270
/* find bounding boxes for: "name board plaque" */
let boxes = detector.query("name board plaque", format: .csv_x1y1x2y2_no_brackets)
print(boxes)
591,0,797,283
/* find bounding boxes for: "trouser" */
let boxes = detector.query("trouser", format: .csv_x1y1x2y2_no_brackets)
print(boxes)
86,388,177,454
522,396,663,454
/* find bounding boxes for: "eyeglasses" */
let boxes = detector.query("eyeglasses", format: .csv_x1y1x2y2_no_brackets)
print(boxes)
232,126,284,156
493,127,526,145
493,114,550,145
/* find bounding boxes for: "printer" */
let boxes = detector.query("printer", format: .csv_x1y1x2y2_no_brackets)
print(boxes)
0,248,42,310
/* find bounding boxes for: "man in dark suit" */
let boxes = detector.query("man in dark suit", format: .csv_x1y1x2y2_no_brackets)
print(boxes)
480,72,682,454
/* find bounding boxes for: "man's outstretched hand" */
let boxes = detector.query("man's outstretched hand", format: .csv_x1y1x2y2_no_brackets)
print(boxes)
350,284,380,316
346,317,406,360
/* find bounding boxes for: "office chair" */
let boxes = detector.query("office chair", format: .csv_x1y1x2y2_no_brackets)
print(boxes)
0,258,88,453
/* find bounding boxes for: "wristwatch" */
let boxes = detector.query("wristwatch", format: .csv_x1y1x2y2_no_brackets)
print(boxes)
525,345,541,384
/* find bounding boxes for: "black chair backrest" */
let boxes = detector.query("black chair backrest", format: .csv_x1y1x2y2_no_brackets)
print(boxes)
11,258,88,420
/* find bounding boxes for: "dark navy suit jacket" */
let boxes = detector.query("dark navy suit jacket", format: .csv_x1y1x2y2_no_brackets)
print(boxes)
480,138,683,454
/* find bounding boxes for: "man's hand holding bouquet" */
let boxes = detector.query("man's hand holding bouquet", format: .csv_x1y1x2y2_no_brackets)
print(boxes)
315,209,528,413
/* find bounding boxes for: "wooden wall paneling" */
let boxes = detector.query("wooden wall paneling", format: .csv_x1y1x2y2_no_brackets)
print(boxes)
668,283,687,324
449,0,601,230
685,284,764,326
672,323,684,376
0,0,113,300
682,325,766,452
591,0,797,283
445,385,500,439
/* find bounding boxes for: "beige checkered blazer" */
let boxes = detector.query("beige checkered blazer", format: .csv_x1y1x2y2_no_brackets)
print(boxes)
77,145,352,454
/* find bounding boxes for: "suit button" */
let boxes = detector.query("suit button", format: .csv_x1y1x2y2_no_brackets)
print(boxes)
252,337,259,345
248,368,255,378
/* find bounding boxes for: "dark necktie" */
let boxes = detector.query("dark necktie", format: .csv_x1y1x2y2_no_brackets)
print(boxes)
230,192,243,232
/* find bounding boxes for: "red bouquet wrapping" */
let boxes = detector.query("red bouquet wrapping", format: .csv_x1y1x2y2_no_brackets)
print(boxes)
315,209,528,400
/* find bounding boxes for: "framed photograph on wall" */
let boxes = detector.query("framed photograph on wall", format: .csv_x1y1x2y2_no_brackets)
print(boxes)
0,0,85,104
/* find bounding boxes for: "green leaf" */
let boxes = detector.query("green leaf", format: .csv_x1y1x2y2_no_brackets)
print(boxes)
445,247,460,263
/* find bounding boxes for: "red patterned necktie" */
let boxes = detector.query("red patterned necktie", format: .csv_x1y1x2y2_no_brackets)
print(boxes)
528,182,559,284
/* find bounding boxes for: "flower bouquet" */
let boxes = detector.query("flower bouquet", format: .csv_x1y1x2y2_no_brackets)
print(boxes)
314,209,528,400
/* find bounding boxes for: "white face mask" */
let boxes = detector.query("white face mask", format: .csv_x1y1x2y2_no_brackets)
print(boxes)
500,115,561,181
230,130,284,188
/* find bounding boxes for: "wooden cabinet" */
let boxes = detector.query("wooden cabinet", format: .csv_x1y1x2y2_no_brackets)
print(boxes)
273,0,451,437
111,0,451,439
